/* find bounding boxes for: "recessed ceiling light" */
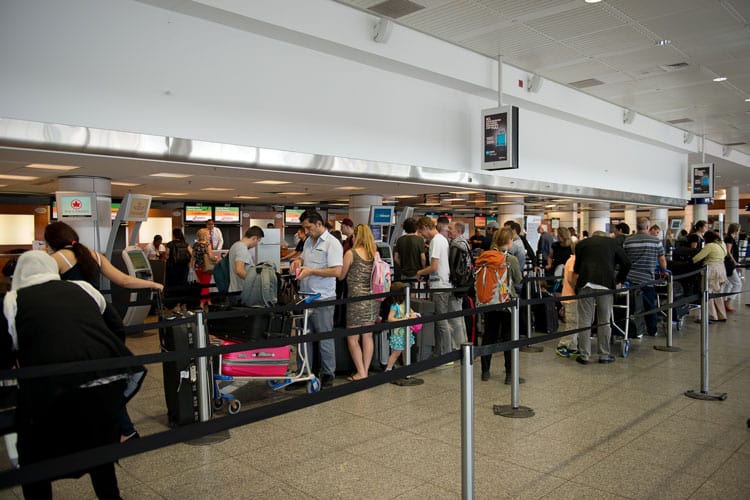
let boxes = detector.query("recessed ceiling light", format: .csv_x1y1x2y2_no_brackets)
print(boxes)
745,98,750,102
159,192,189,196
297,201,317,205
335,186,366,190
0,184,7,188
394,194,417,198
234,195,259,200
150,172,192,178
254,180,290,185
111,181,142,187
25,163,79,171
0,174,39,181
712,76,727,82
584,0,601,3
201,187,234,191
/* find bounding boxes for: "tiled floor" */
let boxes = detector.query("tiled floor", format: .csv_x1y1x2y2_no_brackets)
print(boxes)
1,292,749,499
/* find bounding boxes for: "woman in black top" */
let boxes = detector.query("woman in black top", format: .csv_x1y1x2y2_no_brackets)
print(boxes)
1,251,145,499
546,226,573,276
722,223,741,312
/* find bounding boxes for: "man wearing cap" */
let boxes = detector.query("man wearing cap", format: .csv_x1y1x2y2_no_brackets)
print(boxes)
341,218,355,253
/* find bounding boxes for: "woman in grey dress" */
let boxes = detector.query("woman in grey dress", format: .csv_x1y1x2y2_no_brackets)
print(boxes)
339,224,377,380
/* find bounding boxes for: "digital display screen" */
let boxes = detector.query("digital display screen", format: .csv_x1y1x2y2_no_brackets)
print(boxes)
111,203,120,221
474,216,486,228
670,219,683,231
370,206,394,225
482,106,518,170
371,225,383,241
284,208,306,225
376,244,391,260
484,111,508,163
127,250,149,271
691,163,714,199
214,205,240,223
185,204,212,222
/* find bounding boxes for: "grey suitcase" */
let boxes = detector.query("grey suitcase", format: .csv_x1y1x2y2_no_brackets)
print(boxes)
411,298,436,361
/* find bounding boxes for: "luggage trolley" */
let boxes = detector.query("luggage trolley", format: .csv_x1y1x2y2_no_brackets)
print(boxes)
611,285,631,357
211,293,322,414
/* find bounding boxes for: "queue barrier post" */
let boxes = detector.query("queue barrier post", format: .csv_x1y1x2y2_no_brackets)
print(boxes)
654,273,681,352
393,282,424,386
520,275,543,353
195,311,213,422
685,267,727,401
494,299,534,418
460,342,474,500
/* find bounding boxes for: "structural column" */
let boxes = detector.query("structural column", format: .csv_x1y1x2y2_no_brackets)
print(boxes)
725,186,740,224
693,202,708,225
586,203,610,234
497,203,525,228
56,176,112,253
623,206,637,232
649,208,668,238
348,194,383,227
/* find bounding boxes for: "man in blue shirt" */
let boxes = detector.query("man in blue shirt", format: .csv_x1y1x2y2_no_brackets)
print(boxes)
290,210,343,387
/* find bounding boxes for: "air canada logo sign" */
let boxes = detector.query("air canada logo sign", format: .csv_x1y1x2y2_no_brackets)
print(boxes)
59,194,94,218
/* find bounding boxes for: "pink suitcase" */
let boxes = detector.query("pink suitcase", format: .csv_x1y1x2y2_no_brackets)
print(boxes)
220,340,290,377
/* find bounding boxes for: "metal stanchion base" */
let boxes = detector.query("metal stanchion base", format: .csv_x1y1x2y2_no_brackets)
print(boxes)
493,405,535,418
654,345,681,352
520,345,544,353
392,377,425,386
685,390,727,401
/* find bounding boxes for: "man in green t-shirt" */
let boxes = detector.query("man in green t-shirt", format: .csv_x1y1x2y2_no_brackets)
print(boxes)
394,217,426,281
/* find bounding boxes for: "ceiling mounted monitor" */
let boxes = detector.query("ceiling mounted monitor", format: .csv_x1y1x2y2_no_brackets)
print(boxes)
482,106,518,171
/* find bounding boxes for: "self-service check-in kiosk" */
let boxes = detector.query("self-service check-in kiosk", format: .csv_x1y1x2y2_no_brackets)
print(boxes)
105,193,155,326
113,246,154,326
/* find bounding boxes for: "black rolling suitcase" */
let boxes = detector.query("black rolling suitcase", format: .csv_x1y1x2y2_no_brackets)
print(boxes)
160,314,199,427
533,285,559,334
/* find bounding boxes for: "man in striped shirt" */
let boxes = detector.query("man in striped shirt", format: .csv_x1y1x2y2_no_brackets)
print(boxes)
623,217,668,337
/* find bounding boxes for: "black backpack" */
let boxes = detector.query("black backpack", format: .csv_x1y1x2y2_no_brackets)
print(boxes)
449,239,474,295
169,241,191,265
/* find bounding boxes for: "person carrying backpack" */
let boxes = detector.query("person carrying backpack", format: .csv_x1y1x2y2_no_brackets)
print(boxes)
448,220,474,297
224,226,264,300
474,228,522,384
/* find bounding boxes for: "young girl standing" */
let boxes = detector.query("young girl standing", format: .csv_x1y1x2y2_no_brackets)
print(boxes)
385,281,418,371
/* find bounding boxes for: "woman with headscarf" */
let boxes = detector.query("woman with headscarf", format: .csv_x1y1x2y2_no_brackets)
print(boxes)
1,251,145,499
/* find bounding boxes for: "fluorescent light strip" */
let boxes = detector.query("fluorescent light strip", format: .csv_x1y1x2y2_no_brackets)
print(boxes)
0,174,39,181
159,192,189,196
234,195,258,199
111,181,142,187
26,163,79,171
254,180,290,185
150,173,192,178
201,187,234,191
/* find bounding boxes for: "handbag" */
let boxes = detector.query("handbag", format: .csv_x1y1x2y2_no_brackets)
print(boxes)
203,253,215,274
409,312,423,334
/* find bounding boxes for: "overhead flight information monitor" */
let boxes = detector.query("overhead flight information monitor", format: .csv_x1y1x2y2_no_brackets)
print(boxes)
482,105,518,170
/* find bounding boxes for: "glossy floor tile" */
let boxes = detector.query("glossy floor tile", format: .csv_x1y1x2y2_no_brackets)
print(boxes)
1,293,749,499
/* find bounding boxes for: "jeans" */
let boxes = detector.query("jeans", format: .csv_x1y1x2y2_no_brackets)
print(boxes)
432,291,467,355
576,289,613,359
632,286,658,335
301,304,335,377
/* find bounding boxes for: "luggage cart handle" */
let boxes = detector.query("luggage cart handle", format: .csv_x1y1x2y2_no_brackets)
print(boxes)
298,292,322,304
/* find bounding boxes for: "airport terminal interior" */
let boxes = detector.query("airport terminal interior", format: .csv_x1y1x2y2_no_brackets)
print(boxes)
1,0,750,498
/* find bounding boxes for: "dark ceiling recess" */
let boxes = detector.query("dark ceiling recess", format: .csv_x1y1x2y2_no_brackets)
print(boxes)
724,142,747,146
368,0,425,19
568,78,604,89
667,118,694,124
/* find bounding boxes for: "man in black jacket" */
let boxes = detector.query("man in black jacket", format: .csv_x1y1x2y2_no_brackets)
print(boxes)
573,231,631,364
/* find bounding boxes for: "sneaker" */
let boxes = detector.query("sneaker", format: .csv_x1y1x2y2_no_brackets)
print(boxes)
481,371,490,381
555,346,578,358
598,356,615,364
504,374,525,385
575,356,589,365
